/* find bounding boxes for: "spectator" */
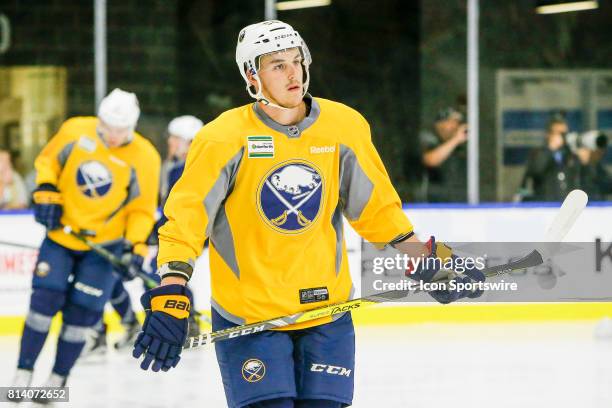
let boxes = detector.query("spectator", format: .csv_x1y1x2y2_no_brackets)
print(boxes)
420,107,468,202
518,116,581,202
0,149,28,210
574,131,612,200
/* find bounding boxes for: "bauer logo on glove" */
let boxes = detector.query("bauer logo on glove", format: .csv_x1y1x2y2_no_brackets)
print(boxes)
133,285,193,372
151,295,191,319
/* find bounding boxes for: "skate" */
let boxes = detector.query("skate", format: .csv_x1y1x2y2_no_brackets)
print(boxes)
6,368,33,402
31,372,67,405
80,323,108,359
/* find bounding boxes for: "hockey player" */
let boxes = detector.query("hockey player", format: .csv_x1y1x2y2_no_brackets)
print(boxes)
81,271,144,355
153,115,206,336
84,114,206,354
11,88,160,396
132,21,485,408
160,115,204,204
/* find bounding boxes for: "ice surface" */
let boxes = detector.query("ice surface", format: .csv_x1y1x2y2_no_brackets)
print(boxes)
1,321,611,407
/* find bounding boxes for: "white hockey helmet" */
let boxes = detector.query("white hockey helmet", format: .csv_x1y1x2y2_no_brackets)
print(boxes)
97,88,140,129
167,115,203,142
236,20,312,104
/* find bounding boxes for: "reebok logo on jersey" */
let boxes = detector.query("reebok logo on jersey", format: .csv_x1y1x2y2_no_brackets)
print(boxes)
310,363,352,377
310,145,335,154
247,136,274,158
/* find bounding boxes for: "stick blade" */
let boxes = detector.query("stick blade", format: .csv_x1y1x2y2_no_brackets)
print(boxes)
543,189,588,242
538,189,588,260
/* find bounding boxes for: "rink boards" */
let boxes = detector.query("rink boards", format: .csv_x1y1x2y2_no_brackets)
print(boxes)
0,203,611,335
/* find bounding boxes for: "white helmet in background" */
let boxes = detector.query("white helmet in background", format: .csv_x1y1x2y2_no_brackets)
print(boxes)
168,115,203,142
98,88,140,129
235,20,312,106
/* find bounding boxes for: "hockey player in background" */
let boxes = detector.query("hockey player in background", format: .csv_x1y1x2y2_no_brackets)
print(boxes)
132,21,485,408
83,115,205,355
11,88,160,398
152,115,206,336
160,115,204,204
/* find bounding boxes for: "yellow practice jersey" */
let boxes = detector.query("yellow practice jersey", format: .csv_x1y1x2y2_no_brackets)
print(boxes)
159,97,413,329
35,116,161,250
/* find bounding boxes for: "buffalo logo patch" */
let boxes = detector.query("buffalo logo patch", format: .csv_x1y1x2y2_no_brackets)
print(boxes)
242,358,266,383
76,161,113,198
256,160,323,234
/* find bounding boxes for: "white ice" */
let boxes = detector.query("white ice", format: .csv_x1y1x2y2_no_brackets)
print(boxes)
1,321,612,407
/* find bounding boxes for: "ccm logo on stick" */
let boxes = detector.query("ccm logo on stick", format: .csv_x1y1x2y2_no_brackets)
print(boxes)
229,325,266,338
310,363,352,377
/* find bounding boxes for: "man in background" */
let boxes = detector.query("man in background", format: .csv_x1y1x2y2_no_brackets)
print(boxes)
420,107,468,202
570,130,611,201
518,115,581,201
0,149,27,209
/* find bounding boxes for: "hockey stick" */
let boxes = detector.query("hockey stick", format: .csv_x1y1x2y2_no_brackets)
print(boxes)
0,232,158,289
536,189,588,259
184,252,544,349
62,225,159,289
0,240,39,250
183,190,588,349
63,225,212,326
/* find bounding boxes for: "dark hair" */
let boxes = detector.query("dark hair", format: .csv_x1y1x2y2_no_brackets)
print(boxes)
546,114,567,133
435,107,463,123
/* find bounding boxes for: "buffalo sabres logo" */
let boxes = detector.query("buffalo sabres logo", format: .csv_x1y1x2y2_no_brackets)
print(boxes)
257,160,323,234
76,161,113,198
242,358,266,383
35,261,51,277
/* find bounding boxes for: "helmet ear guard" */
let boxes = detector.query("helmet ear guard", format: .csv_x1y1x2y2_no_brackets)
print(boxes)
244,60,259,98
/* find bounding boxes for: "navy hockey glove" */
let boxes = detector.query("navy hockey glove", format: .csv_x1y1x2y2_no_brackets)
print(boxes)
133,284,192,372
115,242,147,281
32,184,63,230
406,236,485,304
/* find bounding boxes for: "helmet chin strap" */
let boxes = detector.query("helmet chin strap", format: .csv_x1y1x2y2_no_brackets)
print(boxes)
257,96,293,111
